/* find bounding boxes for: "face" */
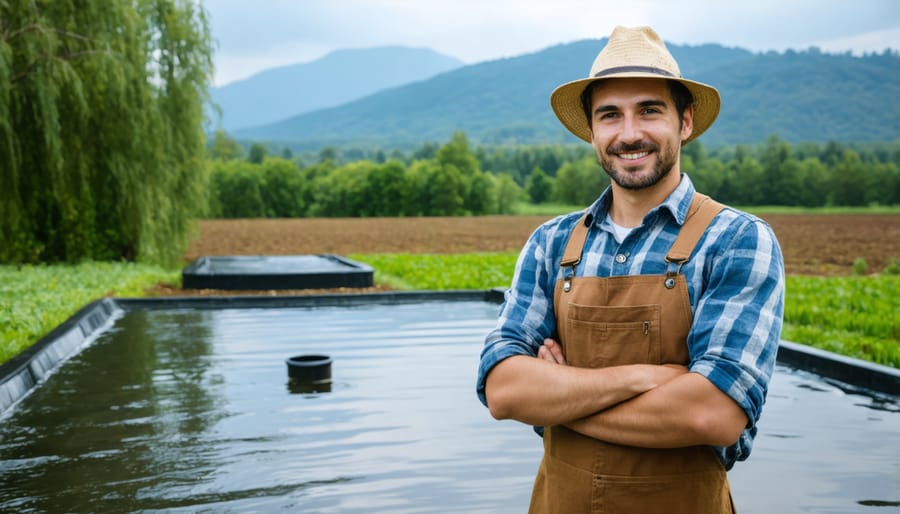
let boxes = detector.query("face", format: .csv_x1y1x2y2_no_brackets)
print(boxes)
588,78,693,191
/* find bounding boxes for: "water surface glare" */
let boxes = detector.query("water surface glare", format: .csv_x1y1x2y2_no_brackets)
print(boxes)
0,301,896,513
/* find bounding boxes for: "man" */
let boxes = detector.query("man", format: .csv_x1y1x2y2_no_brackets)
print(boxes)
476,26,784,513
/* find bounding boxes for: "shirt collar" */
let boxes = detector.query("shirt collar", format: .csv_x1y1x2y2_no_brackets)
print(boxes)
586,174,697,227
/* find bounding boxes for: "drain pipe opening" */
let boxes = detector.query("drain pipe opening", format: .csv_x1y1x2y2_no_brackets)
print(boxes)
286,354,332,393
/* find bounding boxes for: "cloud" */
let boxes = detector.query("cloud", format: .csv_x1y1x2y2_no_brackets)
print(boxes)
639,0,899,51
812,24,900,54
203,0,900,86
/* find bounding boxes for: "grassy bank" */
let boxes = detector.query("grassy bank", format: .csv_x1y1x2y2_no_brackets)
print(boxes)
2,257,898,369
0,262,180,364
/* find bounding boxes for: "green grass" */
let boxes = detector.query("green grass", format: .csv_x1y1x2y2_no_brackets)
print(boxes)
349,252,518,291
0,262,180,364
782,275,900,367
3,255,898,369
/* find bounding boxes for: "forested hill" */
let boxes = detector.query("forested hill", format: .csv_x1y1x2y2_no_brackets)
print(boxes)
705,48,900,145
211,46,463,132
234,39,900,148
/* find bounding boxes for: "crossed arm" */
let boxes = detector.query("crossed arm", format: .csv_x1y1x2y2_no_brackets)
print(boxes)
484,339,748,448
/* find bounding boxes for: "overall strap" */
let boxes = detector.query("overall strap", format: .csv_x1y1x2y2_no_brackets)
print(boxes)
666,193,725,266
560,212,593,268
559,211,593,293
559,193,725,277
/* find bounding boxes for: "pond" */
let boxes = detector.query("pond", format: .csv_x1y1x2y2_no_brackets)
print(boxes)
0,299,897,513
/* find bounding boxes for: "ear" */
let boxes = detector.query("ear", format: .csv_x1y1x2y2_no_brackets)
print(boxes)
680,104,695,142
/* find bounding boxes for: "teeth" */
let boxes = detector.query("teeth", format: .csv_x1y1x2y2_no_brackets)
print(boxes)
620,151,649,160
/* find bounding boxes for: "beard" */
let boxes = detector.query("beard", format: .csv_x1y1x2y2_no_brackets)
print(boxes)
598,140,679,190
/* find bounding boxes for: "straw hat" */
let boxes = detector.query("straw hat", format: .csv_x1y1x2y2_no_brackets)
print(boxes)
550,26,720,144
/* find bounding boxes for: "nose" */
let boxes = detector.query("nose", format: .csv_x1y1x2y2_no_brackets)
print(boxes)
620,112,644,143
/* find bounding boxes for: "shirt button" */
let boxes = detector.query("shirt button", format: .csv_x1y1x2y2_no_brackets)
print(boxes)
615,254,627,264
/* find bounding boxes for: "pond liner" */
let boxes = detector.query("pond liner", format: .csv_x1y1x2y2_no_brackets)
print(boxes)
776,340,900,397
1,289,897,417
0,298,121,415
115,289,502,311
181,254,374,290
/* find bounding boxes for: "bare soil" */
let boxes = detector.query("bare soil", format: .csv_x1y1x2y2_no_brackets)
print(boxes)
151,213,900,296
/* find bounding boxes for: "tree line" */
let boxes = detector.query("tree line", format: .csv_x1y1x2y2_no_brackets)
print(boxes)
209,132,523,218
209,132,900,219
682,137,900,208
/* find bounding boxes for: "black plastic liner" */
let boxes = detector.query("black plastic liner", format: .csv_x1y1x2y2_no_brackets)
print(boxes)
181,254,374,290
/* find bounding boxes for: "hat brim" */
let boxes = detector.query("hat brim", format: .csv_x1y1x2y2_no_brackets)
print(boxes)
550,73,721,144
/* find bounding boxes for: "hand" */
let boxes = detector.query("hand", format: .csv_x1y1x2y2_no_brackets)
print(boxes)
537,338,567,365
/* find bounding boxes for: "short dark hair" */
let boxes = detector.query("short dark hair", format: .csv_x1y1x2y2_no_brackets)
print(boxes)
668,81,693,122
580,79,694,130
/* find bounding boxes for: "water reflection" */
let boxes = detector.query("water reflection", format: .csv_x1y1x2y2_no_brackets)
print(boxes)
729,365,900,514
287,382,333,394
0,309,224,512
0,302,897,513
859,500,900,507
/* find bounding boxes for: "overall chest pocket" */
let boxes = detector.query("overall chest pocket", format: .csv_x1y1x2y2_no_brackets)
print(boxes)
564,303,661,368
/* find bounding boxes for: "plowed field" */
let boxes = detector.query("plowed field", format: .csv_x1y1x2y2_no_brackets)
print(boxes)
172,213,899,293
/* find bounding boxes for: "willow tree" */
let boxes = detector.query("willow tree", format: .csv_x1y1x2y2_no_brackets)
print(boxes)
0,0,213,265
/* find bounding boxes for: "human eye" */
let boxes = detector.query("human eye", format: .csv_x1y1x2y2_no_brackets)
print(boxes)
597,111,619,121
639,101,666,116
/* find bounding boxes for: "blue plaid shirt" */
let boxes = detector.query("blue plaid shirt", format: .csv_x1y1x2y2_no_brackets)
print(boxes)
477,175,785,470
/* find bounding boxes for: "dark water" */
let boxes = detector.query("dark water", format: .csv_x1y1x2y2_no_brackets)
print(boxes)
0,301,897,513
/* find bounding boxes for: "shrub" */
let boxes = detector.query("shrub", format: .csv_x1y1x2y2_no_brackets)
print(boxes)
883,257,900,276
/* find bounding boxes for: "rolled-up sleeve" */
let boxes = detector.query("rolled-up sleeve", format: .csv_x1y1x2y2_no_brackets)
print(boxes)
688,218,785,465
476,222,561,407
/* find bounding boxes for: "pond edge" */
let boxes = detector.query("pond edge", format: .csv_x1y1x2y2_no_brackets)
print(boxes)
1,289,897,417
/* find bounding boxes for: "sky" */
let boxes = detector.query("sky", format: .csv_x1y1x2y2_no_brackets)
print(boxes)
203,0,900,87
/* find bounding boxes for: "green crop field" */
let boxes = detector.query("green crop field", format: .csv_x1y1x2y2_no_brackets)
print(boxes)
782,275,900,367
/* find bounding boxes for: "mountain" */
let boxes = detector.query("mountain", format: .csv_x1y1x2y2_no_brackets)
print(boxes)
210,46,464,131
703,48,900,145
234,40,900,148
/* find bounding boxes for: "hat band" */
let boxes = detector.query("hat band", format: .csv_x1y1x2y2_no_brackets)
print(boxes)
593,65,678,78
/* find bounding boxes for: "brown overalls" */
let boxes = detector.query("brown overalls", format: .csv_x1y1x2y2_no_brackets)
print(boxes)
528,194,736,514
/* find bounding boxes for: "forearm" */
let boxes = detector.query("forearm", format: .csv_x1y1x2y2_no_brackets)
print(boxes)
566,372,748,448
484,355,679,426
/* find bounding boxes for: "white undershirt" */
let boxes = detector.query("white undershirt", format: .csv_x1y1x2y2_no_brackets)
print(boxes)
608,214,634,243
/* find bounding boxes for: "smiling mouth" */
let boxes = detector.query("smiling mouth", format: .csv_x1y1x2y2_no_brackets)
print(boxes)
618,151,650,160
